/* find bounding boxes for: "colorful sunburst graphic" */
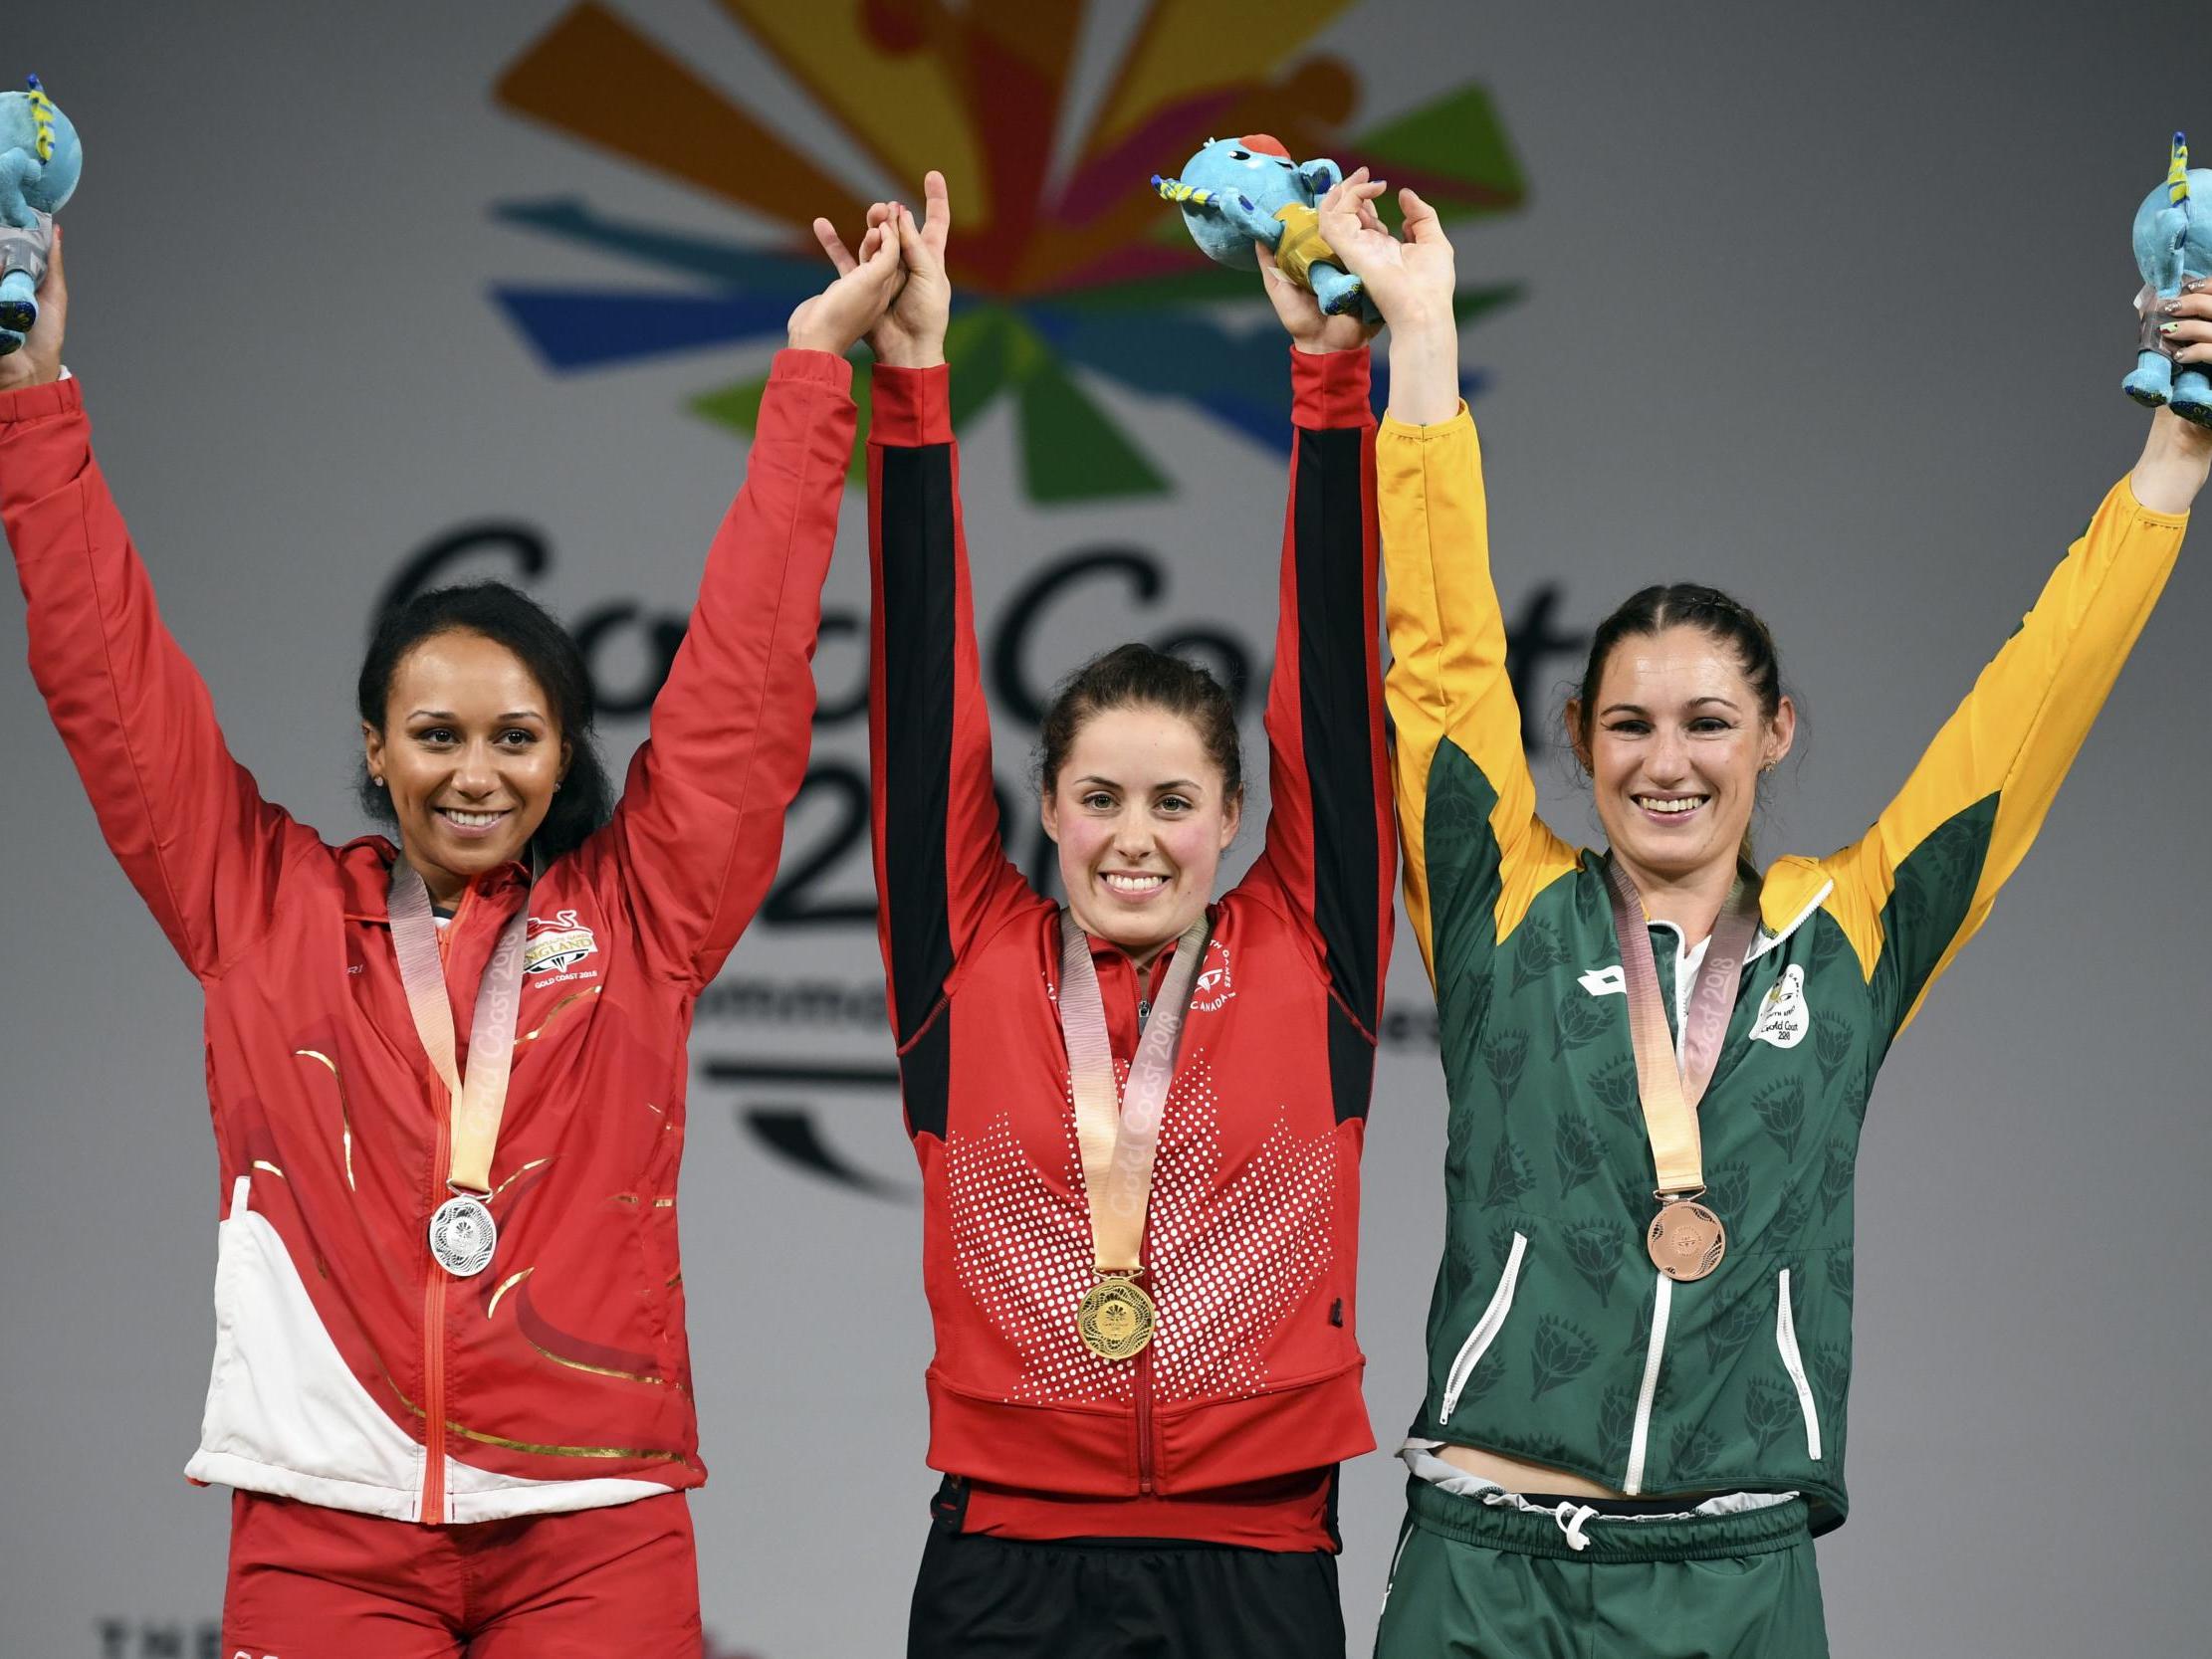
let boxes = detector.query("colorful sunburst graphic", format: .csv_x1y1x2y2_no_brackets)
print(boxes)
491,1,1526,502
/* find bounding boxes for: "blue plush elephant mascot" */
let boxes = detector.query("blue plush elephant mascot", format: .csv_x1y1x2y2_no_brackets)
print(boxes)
1153,134,1377,320
2123,131,2211,428
0,75,82,357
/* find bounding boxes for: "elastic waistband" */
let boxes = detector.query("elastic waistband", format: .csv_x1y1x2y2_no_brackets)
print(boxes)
1403,1474,1811,1563
930,1529,1282,1556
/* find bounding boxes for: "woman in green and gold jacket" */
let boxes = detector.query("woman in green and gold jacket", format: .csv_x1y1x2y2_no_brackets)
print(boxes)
1316,174,2209,1655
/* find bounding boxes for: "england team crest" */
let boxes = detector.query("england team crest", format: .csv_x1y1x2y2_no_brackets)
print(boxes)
524,910,597,974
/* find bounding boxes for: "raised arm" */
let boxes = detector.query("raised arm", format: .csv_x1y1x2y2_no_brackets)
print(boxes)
1324,181,1577,991
1809,402,2205,1039
860,175,1030,1081
2,236,314,977
1232,209,1395,1083
586,214,900,984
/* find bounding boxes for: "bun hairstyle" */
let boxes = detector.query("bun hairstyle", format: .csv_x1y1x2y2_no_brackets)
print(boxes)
1036,643,1243,803
354,581,614,861
1574,583,1783,746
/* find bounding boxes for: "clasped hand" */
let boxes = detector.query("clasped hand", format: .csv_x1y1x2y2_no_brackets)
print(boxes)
788,171,952,367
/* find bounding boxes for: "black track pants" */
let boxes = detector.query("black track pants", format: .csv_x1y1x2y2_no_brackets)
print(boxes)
907,1526,1346,1659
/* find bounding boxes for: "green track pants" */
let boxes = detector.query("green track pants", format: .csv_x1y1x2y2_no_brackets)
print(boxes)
1372,1475,1829,1658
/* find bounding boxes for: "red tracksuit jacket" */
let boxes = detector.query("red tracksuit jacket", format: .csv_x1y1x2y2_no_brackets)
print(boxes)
3,351,853,1524
866,348,1394,1547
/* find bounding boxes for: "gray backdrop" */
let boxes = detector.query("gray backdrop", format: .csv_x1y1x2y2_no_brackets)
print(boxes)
4,3,2208,1655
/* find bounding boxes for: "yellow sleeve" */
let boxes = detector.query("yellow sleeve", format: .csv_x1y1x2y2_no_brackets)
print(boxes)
1379,404,1578,986
1807,476,2188,1035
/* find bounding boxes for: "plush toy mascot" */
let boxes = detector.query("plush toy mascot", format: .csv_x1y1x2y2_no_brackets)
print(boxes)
1153,134,1378,320
2123,131,2212,427
0,74,82,355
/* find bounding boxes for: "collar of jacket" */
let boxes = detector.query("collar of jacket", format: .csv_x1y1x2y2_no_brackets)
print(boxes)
335,836,531,926
1075,905,1211,997
1750,856,1836,963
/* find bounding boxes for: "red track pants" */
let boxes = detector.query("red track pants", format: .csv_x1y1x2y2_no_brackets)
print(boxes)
220,1489,702,1657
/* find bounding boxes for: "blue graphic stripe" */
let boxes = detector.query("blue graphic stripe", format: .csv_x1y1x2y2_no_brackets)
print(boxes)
1025,304,1486,454
492,288,794,370
497,197,827,294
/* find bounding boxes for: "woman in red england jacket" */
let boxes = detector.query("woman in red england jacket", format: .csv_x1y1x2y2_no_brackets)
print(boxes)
843,172,1395,1659
1,224,901,1656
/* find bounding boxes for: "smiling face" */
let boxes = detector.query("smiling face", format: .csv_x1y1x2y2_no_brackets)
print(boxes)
1040,704,1242,968
361,629,569,906
1568,624,1794,891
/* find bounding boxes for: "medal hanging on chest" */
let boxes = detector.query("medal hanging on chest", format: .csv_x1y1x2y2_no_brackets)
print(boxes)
427,1193,499,1278
1601,857,1762,1283
1056,911,1210,1359
388,859,533,1279
1075,1274,1158,1360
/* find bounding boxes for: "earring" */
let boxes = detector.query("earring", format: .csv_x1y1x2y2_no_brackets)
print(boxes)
372,775,386,788
1760,760,1776,775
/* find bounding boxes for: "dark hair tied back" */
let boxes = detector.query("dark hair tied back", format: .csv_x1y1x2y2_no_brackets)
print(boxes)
1575,582,1783,744
1036,643,1243,803
354,581,614,862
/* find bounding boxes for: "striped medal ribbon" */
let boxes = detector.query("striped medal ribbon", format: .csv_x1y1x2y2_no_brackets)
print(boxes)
389,858,533,1278
1056,910,1211,1359
1602,856,1762,1283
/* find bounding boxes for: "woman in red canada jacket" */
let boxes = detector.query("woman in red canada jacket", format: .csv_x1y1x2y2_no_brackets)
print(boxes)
848,171,1396,1658
0,225,901,1654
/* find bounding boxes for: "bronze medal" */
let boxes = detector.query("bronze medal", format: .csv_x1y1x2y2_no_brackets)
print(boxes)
1604,858,1763,1289
1647,1200,1727,1281
1076,1274,1157,1359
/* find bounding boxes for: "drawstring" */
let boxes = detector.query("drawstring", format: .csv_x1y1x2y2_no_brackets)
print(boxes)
1553,1501,1599,1553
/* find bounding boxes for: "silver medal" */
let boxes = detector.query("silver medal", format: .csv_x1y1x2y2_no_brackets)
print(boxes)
427,1193,498,1278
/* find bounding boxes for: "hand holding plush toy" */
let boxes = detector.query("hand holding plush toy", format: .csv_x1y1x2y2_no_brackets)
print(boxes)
1153,134,1378,321
2123,131,2211,428
0,75,81,357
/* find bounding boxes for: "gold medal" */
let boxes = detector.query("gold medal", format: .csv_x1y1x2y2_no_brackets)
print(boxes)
1076,1274,1157,1359
1648,1200,1727,1281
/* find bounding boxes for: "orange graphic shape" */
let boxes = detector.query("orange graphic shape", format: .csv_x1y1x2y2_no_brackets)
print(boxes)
497,2,867,232
718,0,990,224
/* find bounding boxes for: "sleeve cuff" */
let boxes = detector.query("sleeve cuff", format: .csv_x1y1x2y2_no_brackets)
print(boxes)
870,362,954,446
769,346,855,398
1378,400,1472,444
1290,343,1374,429
2116,472,2192,529
0,375,83,425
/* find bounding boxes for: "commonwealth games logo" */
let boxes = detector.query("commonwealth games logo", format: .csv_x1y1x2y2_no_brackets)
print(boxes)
489,1,1527,503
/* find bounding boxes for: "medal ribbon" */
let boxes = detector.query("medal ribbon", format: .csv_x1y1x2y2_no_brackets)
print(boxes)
388,859,532,1197
1057,911,1211,1276
1602,857,1762,1198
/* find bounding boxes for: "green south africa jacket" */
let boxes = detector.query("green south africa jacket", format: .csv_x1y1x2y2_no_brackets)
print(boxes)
1379,405,2188,1532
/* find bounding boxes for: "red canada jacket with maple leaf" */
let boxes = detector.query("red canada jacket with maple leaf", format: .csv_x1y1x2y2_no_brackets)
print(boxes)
866,350,1394,1547
3,353,853,1524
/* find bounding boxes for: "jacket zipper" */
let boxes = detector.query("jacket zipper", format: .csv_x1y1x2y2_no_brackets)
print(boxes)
1123,953,1160,1496
1622,1273,1673,1494
1441,1231,1528,1422
416,881,474,1524
419,1082,452,1524
1135,1336,1157,1495
1774,1269,1823,1460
